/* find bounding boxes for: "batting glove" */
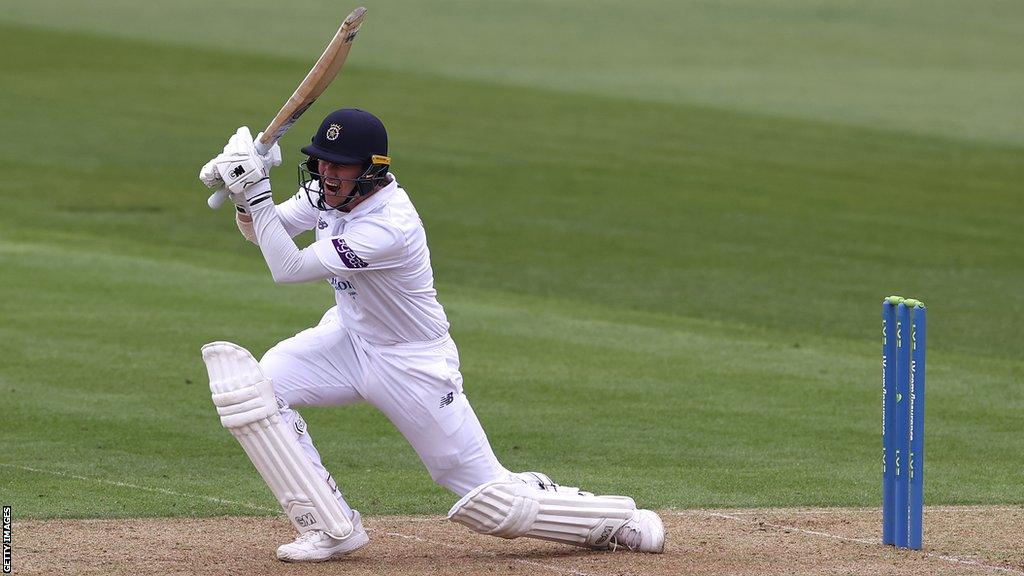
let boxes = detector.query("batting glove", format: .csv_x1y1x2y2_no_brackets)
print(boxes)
214,127,276,214
199,130,281,212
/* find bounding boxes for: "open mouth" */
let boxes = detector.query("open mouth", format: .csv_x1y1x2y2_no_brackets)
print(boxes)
323,178,342,194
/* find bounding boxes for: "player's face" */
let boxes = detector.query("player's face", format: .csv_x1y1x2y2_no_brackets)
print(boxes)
318,160,363,208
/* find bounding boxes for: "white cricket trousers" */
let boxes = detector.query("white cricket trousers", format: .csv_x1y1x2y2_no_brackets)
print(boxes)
259,308,509,514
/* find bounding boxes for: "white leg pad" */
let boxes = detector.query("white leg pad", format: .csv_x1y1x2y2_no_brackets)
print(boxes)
202,341,353,539
448,478,636,549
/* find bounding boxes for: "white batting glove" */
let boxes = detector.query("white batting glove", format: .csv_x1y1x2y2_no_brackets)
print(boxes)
214,127,274,213
254,131,282,169
198,156,225,189
199,130,281,210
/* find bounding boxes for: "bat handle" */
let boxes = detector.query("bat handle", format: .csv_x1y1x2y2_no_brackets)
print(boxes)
207,187,231,209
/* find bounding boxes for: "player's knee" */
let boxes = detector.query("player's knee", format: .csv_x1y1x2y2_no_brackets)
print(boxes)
423,454,464,494
274,395,311,438
426,453,511,497
258,346,288,382
257,348,304,407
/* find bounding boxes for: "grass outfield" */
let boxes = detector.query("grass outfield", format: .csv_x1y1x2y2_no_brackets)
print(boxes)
1,2,1022,521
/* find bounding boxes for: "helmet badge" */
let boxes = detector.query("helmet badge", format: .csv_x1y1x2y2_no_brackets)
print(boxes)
326,123,342,141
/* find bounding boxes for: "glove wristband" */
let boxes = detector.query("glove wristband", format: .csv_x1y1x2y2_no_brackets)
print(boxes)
244,178,274,213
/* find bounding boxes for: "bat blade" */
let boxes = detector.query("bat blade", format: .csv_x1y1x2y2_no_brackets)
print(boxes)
208,7,367,209
256,6,366,152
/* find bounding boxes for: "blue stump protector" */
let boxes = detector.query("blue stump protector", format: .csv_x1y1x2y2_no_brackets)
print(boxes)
909,305,926,549
893,302,911,548
881,297,925,550
882,300,897,545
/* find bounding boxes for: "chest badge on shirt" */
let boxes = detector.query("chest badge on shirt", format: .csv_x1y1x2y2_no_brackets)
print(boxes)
331,238,368,269
317,218,328,230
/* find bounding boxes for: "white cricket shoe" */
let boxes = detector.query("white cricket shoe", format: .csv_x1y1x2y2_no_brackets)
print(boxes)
609,509,665,553
276,511,370,562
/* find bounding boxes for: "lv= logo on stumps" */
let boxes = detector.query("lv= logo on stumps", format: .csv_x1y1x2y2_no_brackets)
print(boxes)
881,295,926,550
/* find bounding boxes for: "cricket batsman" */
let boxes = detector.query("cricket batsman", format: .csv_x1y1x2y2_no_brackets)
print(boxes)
197,108,665,562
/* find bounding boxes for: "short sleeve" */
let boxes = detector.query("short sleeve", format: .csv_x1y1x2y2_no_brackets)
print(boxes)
311,219,406,277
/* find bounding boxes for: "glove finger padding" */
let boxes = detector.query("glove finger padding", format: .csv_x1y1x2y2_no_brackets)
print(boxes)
199,155,225,189
255,132,283,167
224,126,253,155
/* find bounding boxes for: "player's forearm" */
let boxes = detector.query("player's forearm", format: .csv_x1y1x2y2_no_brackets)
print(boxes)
276,192,320,237
236,212,258,244
239,205,305,243
250,199,332,284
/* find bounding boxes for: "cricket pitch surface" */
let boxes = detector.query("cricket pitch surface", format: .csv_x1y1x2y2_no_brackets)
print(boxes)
15,506,1023,575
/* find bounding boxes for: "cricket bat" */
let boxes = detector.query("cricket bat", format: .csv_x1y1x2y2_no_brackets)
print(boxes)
207,6,367,209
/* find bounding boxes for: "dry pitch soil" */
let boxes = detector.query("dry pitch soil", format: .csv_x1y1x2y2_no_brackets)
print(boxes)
13,506,1024,575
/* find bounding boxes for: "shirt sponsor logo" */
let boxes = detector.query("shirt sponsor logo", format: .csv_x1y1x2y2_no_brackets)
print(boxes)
331,238,368,269
329,278,354,292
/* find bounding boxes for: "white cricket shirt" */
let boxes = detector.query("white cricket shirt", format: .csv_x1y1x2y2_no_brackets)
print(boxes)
275,175,450,345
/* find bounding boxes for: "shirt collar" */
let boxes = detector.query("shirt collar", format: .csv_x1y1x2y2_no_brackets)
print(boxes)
337,173,398,219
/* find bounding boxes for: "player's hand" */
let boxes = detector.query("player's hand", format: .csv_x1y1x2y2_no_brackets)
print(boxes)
201,156,259,216
254,132,282,169
214,127,274,213
198,155,226,190
201,131,280,185
199,130,280,209
198,155,233,210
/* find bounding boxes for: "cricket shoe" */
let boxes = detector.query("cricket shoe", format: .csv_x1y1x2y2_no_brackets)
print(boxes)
276,510,370,562
608,509,665,553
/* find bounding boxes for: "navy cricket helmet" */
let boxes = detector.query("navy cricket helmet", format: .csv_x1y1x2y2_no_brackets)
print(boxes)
299,108,391,211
